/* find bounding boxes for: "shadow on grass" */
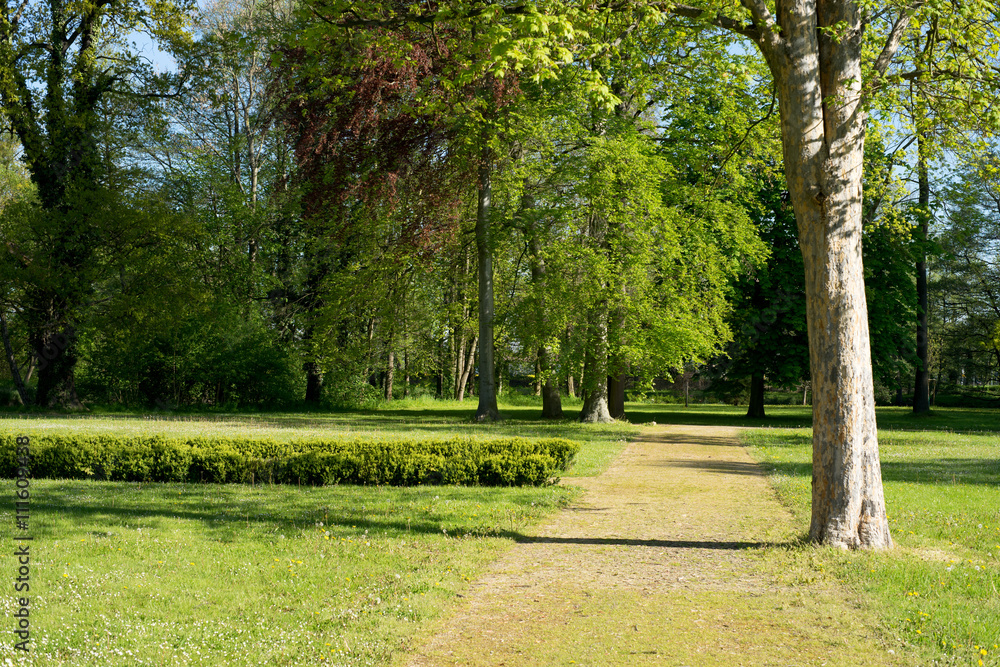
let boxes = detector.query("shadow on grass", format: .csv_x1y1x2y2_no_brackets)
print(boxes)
13,402,1000,436
9,480,563,541
624,405,813,428
758,459,1000,487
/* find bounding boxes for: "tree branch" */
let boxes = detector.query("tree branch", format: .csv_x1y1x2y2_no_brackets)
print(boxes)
873,3,924,77
670,4,761,41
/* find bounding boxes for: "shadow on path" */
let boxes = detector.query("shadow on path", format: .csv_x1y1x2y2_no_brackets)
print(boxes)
512,535,790,550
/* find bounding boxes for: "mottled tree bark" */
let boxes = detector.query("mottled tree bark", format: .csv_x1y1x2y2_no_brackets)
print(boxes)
759,0,891,548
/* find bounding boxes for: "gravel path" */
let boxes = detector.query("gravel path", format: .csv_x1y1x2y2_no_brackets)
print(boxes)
397,424,902,666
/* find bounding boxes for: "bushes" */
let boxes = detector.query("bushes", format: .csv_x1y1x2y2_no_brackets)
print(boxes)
0,434,578,486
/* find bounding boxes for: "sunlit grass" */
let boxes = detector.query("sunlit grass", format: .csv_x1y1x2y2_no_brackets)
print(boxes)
0,479,576,666
745,425,1000,666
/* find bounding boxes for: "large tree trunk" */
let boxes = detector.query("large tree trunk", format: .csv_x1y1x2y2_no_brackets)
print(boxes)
746,373,766,418
913,134,931,414
579,306,613,423
475,152,500,421
764,0,891,548
33,326,82,409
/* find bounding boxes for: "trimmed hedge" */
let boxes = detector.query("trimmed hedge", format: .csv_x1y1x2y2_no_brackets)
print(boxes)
0,434,578,486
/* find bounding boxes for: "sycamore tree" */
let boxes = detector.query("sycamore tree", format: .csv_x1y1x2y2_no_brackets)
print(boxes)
665,0,1000,548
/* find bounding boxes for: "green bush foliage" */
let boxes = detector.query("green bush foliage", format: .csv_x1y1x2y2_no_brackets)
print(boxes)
0,434,578,486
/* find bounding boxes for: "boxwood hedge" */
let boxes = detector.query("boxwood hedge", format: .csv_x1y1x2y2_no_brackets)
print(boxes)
0,434,578,486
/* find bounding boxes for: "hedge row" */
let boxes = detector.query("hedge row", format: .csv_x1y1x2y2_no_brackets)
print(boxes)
0,434,579,486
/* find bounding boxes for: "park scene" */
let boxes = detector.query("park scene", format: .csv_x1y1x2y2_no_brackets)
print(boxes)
1,0,1000,664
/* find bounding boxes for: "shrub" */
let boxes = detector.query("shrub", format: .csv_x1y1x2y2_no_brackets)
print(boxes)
0,434,579,487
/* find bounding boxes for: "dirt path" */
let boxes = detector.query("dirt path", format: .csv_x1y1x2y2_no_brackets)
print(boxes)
396,424,902,667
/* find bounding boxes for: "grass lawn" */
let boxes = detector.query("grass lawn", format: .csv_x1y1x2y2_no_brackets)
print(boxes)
2,399,998,665
743,411,1000,667
0,398,637,666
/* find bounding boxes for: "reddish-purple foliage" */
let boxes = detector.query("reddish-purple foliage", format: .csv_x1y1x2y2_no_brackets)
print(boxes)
274,25,472,255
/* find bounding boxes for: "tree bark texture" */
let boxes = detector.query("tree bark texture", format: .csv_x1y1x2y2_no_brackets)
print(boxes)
475,152,500,421
913,134,931,414
32,326,82,409
760,0,891,548
579,306,613,423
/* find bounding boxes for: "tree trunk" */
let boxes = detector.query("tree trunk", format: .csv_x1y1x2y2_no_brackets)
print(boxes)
385,349,394,401
608,374,626,420
567,374,575,398
764,4,891,548
746,373,766,418
457,336,477,402
913,133,931,414
1,309,29,406
475,148,500,421
540,346,563,419
522,185,563,420
304,361,323,404
403,349,410,397
33,326,82,409
454,328,466,400
579,306,613,423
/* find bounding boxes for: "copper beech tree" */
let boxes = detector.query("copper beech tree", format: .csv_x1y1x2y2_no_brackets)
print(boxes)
289,0,999,548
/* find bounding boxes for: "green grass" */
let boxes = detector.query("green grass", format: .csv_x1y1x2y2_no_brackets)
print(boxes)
744,421,1000,667
0,397,633,665
0,479,576,666
5,398,999,665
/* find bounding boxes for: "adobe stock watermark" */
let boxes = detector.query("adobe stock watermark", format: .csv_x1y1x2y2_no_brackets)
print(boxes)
34,332,70,374
13,435,32,653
